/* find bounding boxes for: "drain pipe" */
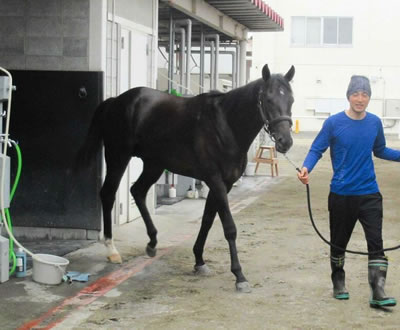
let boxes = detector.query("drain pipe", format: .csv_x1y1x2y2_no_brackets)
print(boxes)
232,50,237,89
174,19,192,95
220,42,239,89
191,49,237,90
239,38,247,86
235,43,240,88
210,41,215,90
228,50,237,89
167,13,175,93
110,0,116,96
199,26,205,93
205,34,220,90
174,27,185,94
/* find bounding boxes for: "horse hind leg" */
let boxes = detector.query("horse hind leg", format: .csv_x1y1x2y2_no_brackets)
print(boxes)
130,162,163,258
100,152,131,264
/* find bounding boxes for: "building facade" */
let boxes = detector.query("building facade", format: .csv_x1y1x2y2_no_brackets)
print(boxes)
251,0,400,133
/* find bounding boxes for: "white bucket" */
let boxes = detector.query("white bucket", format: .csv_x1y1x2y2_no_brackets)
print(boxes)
32,254,69,285
168,186,176,198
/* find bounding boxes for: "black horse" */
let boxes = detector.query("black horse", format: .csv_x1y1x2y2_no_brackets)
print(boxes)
78,64,295,292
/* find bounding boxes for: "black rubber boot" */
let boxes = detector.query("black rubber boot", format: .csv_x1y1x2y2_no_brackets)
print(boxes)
331,254,349,300
368,257,396,308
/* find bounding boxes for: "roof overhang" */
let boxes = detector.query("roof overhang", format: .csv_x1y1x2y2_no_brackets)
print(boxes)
205,0,284,32
159,0,283,43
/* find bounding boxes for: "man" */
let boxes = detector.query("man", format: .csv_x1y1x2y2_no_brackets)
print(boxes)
297,75,400,308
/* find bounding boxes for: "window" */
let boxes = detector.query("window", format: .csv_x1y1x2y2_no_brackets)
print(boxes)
291,17,305,45
291,16,353,47
306,17,321,45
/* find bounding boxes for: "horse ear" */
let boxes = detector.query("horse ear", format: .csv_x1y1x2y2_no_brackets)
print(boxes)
284,65,295,82
262,64,270,82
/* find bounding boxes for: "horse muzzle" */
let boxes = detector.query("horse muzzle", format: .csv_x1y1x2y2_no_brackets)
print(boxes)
274,135,293,154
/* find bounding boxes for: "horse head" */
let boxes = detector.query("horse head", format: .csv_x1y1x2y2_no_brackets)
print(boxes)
258,64,295,153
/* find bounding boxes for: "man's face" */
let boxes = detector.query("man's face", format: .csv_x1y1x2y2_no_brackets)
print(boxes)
349,91,370,113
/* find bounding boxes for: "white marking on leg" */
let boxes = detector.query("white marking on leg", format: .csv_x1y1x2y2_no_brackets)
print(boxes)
104,239,122,263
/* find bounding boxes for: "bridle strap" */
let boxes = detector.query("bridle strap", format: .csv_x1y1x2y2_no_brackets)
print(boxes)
269,116,293,128
258,91,292,138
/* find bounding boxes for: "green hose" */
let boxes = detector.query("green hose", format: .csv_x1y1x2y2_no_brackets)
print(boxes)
5,141,22,276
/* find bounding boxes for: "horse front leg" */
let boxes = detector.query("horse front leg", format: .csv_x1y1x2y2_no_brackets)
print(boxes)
100,154,130,264
193,192,218,275
130,162,163,257
101,187,123,264
207,178,251,293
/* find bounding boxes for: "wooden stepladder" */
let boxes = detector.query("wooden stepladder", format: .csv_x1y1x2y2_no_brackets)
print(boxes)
254,145,279,177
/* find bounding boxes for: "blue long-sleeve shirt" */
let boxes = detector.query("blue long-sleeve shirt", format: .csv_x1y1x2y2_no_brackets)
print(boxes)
303,111,400,195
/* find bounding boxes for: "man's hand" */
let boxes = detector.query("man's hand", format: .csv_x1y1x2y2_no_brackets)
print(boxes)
297,167,309,184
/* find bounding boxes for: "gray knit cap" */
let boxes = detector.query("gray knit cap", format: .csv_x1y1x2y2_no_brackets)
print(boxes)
346,75,371,99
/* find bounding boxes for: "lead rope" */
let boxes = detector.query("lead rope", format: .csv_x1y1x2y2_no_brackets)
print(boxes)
283,153,400,255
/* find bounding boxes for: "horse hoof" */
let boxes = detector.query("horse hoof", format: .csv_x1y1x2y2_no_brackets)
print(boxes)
193,264,213,276
146,245,157,257
236,281,252,293
107,253,122,264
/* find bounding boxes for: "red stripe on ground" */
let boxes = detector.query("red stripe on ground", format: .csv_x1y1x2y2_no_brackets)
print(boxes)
18,235,192,330
18,186,259,329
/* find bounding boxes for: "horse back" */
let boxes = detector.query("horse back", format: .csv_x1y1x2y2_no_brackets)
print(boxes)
102,87,245,181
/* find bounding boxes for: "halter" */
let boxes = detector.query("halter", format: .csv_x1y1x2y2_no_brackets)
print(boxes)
258,90,292,141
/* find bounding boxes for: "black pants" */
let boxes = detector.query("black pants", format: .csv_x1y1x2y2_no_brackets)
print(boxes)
328,192,384,259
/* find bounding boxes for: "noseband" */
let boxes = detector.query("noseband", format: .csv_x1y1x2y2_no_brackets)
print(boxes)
258,91,292,141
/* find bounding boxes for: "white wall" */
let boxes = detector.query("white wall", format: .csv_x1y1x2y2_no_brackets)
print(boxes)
251,0,400,133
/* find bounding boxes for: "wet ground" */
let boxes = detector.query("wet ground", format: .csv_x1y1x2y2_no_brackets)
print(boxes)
2,133,400,329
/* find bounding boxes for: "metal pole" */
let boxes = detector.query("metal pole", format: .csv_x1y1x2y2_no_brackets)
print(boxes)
239,39,247,86
175,27,185,94
185,20,192,94
214,34,219,90
168,13,174,93
200,26,205,93
175,19,192,95
210,41,215,90
236,43,240,88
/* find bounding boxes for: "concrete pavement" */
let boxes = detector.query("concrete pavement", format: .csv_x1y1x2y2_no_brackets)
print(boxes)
0,172,284,329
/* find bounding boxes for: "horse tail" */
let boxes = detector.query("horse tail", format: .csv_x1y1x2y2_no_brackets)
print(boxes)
75,97,113,170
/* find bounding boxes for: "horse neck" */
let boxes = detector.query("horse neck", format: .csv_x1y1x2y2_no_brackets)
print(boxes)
223,79,265,152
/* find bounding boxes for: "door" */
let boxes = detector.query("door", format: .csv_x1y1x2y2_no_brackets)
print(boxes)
117,27,131,225
116,27,149,225
128,29,149,220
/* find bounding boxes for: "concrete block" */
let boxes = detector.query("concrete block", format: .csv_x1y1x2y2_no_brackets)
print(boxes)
11,227,51,240
26,37,63,56
63,56,89,71
49,228,87,240
0,55,25,70
6,226,98,241
26,17,62,37
0,0,25,16
0,17,25,37
62,0,89,18
63,37,87,57
0,37,24,55
26,0,61,17
63,18,89,38
86,230,100,240
25,55,63,70
0,235,9,283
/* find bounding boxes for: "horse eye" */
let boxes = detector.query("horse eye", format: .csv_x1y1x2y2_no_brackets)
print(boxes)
279,88,285,96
